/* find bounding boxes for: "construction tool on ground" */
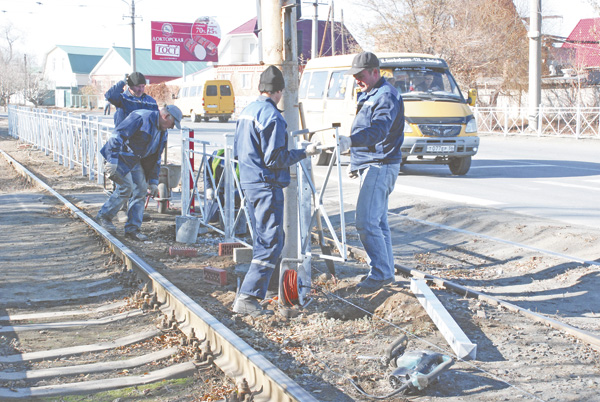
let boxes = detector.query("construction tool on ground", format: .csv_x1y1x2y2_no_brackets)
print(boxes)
348,335,454,399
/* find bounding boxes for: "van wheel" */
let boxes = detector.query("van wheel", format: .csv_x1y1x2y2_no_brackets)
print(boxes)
315,151,332,166
219,116,230,123
191,111,200,123
203,116,210,122
448,156,471,175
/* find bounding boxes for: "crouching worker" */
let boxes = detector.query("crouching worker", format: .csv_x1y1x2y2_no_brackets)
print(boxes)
96,105,182,241
232,65,321,316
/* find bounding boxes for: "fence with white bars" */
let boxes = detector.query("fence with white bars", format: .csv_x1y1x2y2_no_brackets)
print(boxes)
6,105,255,245
5,106,349,260
474,106,600,138
6,104,597,250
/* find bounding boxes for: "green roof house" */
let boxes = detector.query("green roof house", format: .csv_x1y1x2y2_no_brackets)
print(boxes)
43,45,108,107
90,47,209,93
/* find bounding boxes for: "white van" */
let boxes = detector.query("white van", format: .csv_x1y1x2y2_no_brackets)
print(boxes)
299,53,479,175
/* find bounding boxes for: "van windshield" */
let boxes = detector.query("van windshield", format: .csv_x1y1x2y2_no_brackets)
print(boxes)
382,67,464,102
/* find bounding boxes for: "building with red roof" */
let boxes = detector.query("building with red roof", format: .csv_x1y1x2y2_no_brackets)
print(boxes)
561,18,600,69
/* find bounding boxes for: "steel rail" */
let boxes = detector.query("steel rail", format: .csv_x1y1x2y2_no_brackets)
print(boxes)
0,148,319,402
316,234,600,351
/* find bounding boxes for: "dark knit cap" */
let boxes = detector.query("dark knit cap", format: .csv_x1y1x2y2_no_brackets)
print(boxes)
127,72,146,87
258,66,285,93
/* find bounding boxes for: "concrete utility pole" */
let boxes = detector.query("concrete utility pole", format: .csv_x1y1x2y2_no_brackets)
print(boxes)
528,0,542,131
256,0,264,63
261,0,301,261
312,2,318,59
309,1,327,59
330,0,335,56
282,1,301,261
341,9,345,54
122,0,137,72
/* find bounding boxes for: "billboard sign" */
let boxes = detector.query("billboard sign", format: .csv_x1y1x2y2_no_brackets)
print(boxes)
151,17,221,62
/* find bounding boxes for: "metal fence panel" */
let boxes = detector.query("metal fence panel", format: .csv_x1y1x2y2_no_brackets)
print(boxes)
474,106,600,138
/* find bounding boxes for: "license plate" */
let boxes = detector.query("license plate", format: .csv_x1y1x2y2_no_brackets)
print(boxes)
426,145,455,153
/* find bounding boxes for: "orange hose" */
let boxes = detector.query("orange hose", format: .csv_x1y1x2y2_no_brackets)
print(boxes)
282,270,299,306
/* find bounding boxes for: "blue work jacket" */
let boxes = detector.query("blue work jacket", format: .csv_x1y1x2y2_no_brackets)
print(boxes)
100,110,167,185
349,77,404,171
105,79,158,127
234,96,306,189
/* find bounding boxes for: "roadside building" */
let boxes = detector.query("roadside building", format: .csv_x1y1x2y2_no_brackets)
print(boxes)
43,45,108,108
90,47,208,95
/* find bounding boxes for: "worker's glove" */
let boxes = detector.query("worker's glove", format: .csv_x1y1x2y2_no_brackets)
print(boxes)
346,164,358,180
148,184,159,198
305,142,321,157
105,163,124,185
338,136,352,154
105,162,118,177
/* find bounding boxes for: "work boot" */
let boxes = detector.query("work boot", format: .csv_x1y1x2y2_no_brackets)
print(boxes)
125,231,148,241
232,294,274,317
265,289,278,300
96,214,116,233
355,277,394,294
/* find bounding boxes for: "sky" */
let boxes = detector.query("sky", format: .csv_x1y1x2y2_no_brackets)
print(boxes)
0,0,597,67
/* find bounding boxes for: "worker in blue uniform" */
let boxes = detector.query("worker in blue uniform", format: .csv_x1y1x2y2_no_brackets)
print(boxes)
340,52,405,293
95,105,182,241
232,65,322,316
105,72,158,127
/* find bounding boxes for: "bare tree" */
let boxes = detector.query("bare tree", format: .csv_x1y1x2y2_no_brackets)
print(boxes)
0,24,22,106
0,23,49,107
354,0,529,101
586,0,600,13
23,73,52,107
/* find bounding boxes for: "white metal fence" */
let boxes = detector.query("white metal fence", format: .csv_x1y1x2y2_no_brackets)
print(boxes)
473,106,600,138
6,105,254,245
71,94,105,110
7,105,112,183
9,103,595,260
180,131,252,244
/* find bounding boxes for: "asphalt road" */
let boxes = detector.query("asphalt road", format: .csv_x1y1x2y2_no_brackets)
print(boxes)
165,118,600,229
394,134,600,229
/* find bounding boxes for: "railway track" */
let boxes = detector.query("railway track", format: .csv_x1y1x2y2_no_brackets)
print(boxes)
1,126,600,401
0,148,317,400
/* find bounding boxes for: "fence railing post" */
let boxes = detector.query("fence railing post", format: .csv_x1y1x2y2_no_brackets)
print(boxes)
537,104,543,137
181,129,190,217
504,104,509,136
224,133,235,242
576,105,581,139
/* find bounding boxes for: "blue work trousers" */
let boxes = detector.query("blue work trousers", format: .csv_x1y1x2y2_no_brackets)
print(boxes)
239,186,285,299
356,163,400,281
98,162,148,234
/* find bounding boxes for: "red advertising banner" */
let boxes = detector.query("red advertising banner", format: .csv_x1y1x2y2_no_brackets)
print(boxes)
151,18,221,62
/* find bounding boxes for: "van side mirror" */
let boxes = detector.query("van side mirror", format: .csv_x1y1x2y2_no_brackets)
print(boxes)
467,89,477,107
